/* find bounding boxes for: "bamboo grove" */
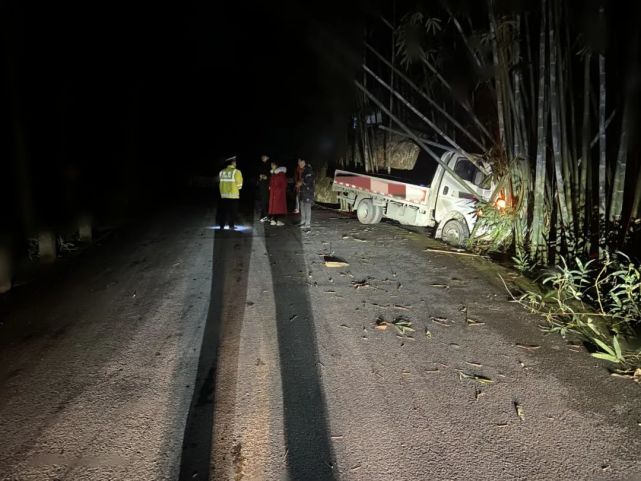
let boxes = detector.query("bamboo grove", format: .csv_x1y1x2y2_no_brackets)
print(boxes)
351,0,641,266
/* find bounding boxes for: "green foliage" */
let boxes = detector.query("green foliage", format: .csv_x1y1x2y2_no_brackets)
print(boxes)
512,250,532,273
468,200,516,253
508,253,641,370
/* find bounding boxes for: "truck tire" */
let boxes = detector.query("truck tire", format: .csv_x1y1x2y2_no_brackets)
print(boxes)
356,199,377,224
441,219,469,247
372,205,384,224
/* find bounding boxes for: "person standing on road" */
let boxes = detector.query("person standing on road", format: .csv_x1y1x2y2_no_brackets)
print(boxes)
297,158,314,231
218,156,243,230
268,162,287,226
257,154,271,222
293,160,303,214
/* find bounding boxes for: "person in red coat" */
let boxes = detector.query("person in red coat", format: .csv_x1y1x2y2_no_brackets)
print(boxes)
268,163,288,226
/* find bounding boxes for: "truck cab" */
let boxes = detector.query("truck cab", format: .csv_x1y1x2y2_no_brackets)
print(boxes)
427,151,493,246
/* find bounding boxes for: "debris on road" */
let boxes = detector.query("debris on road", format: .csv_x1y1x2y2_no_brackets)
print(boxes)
457,371,494,384
391,317,414,335
516,343,542,351
352,279,370,289
424,247,481,257
375,317,388,330
393,304,412,311
324,255,349,268
424,328,432,340
466,318,485,326
430,283,450,289
514,401,525,421
431,316,452,327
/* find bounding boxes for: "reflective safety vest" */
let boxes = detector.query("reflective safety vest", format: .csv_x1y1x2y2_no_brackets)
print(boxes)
219,166,243,199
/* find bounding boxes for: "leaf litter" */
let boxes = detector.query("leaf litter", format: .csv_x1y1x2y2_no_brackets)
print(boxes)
457,371,494,384
374,316,415,336
514,401,525,421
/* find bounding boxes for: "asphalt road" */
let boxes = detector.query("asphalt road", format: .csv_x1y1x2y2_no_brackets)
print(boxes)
1,203,640,481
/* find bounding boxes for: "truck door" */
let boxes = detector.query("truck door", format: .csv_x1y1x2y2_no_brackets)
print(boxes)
433,156,492,227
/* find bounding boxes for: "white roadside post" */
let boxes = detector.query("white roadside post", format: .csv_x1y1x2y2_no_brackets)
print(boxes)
78,216,92,242
0,248,11,294
38,231,57,263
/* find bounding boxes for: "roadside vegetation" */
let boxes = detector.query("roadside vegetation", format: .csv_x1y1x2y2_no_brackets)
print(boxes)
341,0,641,374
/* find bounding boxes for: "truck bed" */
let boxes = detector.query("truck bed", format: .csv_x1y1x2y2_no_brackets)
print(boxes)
333,170,431,206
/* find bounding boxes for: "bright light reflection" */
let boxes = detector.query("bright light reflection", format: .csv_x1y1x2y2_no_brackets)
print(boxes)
206,225,252,232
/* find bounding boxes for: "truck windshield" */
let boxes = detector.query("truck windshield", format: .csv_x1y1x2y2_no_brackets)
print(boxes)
454,158,491,189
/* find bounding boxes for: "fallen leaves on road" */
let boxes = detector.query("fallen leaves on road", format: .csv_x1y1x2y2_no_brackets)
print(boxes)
323,255,349,268
374,317,388,330
610,368,641,383
373,316,415,336
457,371,494,384
466,318,485,326
431,317,452,327
352,280,370,289
424,247,480,256
391,317,415,335
514,401,525,421
393,304,412,311
516,343,541,351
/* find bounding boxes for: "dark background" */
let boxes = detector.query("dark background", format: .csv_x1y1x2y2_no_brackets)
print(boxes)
1,1,369,236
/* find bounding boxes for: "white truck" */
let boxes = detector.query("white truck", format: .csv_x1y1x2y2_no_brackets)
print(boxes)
332,150,493,246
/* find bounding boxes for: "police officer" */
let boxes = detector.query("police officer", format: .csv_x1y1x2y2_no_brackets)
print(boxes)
218,156,243,230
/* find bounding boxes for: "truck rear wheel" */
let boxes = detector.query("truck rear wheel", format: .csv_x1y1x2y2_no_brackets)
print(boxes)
356,199,377,224
441,219,469,247
372,205,383,224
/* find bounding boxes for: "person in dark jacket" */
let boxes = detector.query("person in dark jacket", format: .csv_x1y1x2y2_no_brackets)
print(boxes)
257,154,271,222
296,158,314,231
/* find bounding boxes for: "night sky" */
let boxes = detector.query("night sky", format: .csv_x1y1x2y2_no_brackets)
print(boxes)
1,1,372,230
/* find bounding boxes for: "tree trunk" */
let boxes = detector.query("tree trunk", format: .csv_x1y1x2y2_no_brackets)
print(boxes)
548,0,570,245
597,6,607,252
530,0,549,263
609,29,638,222
578,52,591,236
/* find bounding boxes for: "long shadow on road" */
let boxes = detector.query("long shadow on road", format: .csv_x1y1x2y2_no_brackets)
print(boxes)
179,211,253,481
265,227,337,481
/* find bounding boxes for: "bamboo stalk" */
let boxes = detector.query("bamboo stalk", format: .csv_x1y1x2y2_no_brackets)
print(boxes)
354,80,482,199
440,0,484,69
530,0,549,263
597,6,607,251
365,42,486,152
419,51,495,145
548,1,571,243
362,64,490,175
488,2,507,150
378,125,452,151
578,52,591,235
609,28,638,222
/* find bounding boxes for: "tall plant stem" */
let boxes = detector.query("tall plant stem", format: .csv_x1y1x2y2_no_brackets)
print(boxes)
365,42,486,152
548,0,571,248
362,64,489,174
531,0,549,263
354,80,481,199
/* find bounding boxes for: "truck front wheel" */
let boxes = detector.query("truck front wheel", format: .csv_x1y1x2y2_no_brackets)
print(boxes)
441,219,469,247
356,199,378,224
